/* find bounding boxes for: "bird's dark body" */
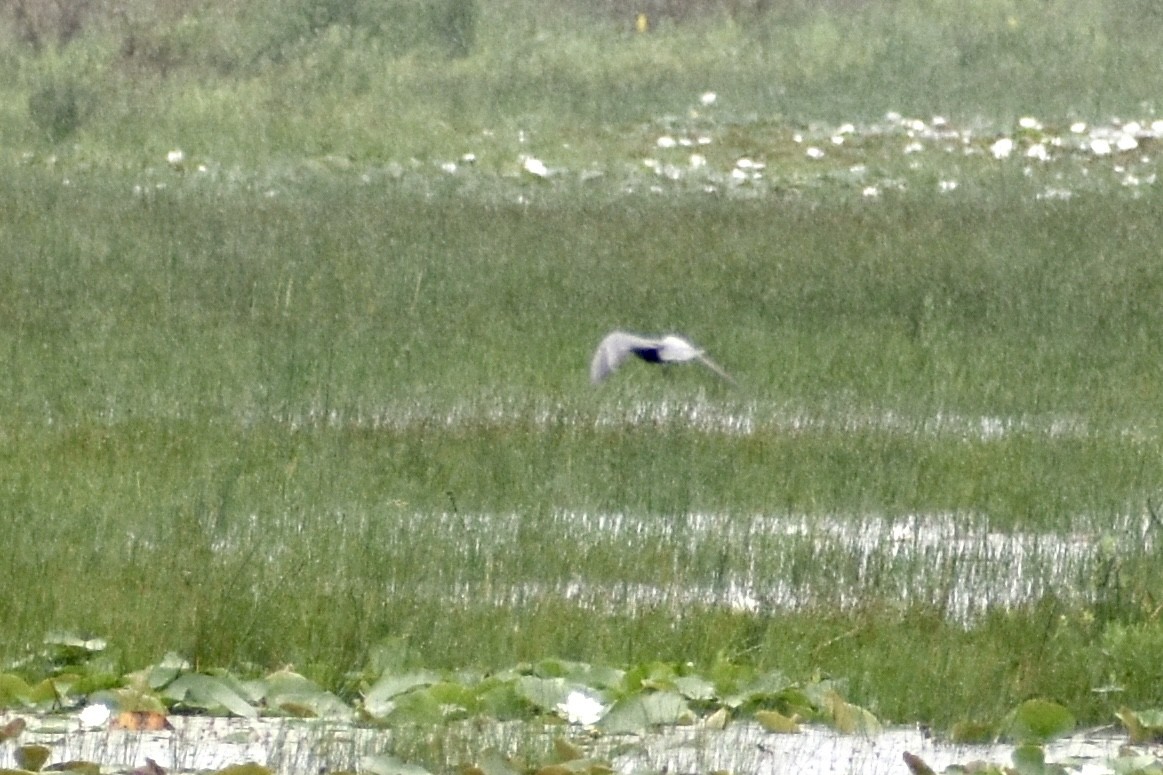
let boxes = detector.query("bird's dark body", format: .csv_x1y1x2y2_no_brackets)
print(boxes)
631,346,664,363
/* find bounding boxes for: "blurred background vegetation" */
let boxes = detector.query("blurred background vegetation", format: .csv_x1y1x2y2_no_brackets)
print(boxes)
0,0,1160,162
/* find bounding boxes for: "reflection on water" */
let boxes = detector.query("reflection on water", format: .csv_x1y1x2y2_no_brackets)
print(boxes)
0,712,1130,775
380,509,1153,623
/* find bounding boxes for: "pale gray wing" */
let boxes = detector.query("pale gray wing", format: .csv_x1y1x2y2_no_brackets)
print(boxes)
590,331,654,384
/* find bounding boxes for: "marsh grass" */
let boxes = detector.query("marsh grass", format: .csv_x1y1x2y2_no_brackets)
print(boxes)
2,159,1163,726
2,0,1162,161
2,0,1163,731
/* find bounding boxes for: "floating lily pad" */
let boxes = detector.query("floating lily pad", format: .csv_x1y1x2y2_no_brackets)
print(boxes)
0,718,25,742
1001,699,1075,743
213,764,274,775
43,761,101,774
819,690,881,735
0,674,32,707
1116,706,1163,744
163,673,257,718
597,691,693,734
514,676,570,714
755,709,799,733
15,744,50,772
949,719,996,744
363,671,441,719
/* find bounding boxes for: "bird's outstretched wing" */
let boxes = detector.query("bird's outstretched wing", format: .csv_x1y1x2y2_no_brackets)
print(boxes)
590,331,654,383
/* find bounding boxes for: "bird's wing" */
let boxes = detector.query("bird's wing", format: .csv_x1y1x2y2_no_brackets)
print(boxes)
590,331,653,383
696,353,738,385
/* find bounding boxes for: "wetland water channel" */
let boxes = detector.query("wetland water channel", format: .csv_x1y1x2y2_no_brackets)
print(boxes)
382,508,1150,622
0,711,1135,774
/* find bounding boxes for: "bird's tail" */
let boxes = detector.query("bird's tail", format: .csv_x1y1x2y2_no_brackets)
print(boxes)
697,354,737,386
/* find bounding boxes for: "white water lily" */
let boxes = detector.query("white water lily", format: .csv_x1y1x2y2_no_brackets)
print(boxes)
1025,143,1050,162
520,155,549,178
555,690,606,725
1089,138,1112,156
1115,133,1139,152
79,703,112,728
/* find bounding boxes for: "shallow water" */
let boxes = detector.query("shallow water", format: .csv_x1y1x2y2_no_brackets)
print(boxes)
372,507,1150,623
0,711,1138,775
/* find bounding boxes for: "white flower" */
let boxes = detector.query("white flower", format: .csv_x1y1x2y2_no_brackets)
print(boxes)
521,155,549,177
656,135,677,149
938,180,958,193
700,91,717,106
1025,143,1050,161
1116,133,1139,152
1070,122,1088,134
989,138,1014,159
903,141,924,155
1018,116,1042,130
862,186,880,198
79,703,112,728
555,691,606,725
805,147,825,160
1089,138,1112,156
440,161,457,174
166,149,185,167
689,153,707,169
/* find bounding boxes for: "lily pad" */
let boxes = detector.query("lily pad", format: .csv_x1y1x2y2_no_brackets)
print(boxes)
514,676,570,714
597,691,693,734
0,674,32,707
363,671,441,718
213,765,274,775
1116,707,1163,744
1002,699,1075,743
755,709,799,733
15,745,50,772
163,673,257,718
820,690,881,735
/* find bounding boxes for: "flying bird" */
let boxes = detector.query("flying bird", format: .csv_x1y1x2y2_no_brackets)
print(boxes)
590,331,736,385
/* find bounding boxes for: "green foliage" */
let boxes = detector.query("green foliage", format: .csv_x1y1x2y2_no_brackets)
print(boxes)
26,76,84,141
0,0,1161,738
0,0,1161,157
